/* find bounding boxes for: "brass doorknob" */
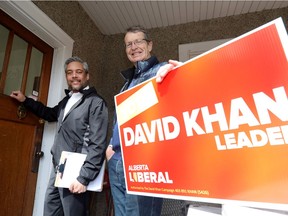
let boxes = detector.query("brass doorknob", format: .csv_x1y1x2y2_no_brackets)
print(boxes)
17,104,27,119
35,151,44,158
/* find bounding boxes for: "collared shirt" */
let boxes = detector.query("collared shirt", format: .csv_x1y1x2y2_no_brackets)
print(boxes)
63,86,89,120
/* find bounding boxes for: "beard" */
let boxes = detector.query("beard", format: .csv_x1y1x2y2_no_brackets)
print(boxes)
68,81,88,92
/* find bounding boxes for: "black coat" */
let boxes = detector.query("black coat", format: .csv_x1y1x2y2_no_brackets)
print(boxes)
23,87,108,185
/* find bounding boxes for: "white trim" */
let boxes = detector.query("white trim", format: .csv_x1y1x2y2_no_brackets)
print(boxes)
0,1,74,215
0,0,73,48
178,38,232,62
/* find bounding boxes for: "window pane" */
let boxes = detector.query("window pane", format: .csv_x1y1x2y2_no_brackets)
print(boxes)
25,47,43,100
4,35,28,95
0,24,9,81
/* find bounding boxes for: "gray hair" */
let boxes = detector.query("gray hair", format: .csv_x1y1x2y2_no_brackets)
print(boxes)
64,56,89,73
125,25,151,41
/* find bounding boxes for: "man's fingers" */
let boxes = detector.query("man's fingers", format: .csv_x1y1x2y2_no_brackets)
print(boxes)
156,64,175,83
168,59,183,67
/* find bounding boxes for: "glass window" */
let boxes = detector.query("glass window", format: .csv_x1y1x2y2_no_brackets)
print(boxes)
26,48,43,99
0,25,9,81
4,35,28,95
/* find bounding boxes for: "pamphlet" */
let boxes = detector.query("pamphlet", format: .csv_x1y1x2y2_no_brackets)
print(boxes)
54,151,105,192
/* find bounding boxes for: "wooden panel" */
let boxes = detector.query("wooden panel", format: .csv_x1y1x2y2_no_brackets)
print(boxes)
0,9,52,53
157,1,169,27
227,1,238,16
220,1,230,17
242,1,253,13
135,1,152,28
79,1,288,35
150,1,163,28
186,1,194,23
213,1,224,18
234,1,246,15
199,1,209,20
0,94,41,125
193,1,201,21
0,8,52,216
171,1,181,25
206,1,215,20
145,1,158,28
250,1,261,12
165,1,174,26
107,1,126,33
117,2,135,29
0,119,36,216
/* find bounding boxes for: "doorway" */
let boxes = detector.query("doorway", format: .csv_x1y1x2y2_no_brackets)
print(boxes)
0,9,53,215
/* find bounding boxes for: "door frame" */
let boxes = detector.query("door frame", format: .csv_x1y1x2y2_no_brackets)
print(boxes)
0,1,74,215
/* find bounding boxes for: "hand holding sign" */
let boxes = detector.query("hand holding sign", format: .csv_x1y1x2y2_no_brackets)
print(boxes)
115,18,288,211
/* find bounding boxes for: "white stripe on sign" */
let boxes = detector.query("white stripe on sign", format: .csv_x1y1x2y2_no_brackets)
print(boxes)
116,81,159,126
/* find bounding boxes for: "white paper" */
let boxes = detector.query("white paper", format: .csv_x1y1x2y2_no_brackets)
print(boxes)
54,151,106,192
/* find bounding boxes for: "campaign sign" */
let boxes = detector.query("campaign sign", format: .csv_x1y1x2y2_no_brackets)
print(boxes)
115,18,288,210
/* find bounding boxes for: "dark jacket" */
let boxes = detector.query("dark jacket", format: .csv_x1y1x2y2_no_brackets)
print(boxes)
111,56,167,160
120,56,167,92
23,87,108,185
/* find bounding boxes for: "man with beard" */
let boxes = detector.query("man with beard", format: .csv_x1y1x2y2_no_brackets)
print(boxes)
10,56,108,216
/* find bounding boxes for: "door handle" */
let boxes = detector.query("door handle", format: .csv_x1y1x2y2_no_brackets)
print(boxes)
17,104,27,119
36,151,44,158
31,145,44,173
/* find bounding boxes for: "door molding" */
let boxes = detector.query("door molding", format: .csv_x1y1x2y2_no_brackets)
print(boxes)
0,1,74,215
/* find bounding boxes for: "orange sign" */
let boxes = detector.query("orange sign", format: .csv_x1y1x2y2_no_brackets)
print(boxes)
115,18,288,210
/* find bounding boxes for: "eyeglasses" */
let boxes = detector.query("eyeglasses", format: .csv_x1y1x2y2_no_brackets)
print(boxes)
125,39,149,49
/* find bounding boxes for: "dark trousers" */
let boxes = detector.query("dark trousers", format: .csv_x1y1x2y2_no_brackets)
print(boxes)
43,169,89,216
138,196,163,216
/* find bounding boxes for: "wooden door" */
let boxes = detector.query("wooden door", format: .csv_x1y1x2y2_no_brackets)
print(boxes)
0,9,53,216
